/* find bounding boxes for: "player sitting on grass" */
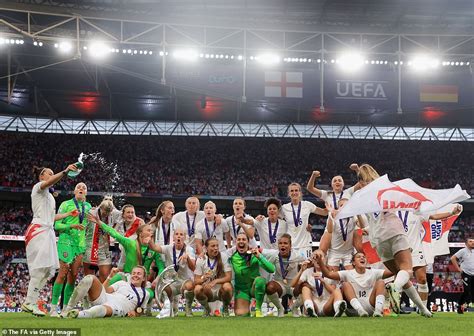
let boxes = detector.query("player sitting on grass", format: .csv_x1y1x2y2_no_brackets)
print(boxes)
315,251,392,317
62,266,150,318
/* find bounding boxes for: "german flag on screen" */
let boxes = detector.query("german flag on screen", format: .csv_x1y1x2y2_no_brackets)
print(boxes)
419,84,458,103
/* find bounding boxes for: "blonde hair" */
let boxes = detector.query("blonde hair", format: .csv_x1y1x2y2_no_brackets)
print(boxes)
204,201,216,209
357,164,380,184
99,197,114,214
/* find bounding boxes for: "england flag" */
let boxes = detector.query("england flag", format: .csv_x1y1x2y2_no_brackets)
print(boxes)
264,71,303,98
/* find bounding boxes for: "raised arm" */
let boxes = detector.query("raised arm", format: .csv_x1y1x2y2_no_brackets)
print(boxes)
306,171,323,198
429,204,462,221
315,253,341,281
39,164,77,190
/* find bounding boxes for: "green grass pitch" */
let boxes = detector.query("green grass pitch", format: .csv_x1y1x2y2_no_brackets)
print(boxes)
1,313,473,336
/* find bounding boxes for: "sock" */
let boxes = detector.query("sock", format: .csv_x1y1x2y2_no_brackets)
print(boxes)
333,300,343,313
394,270,410,292
51,283,63,305
63,283,75,306
350,298,367,315
253,277,267,311
293,296,303,309
198,295,210,312
268,293,284,312
304,299,315,310
65,275,93,312
184,290,194,310
78,305,107,318
422,300,427,308
375,295,385,314
404,285,429,313
25,268,49,304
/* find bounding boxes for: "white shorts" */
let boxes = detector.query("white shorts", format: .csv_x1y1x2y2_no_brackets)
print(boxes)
312,298,329,316
346,297,375,316
411,248,427,268
84,248,112,266
294,247,313,259
273,280,294,297
90,287,129,317
209,284,222,302
327,250,353,267
375,235,410,263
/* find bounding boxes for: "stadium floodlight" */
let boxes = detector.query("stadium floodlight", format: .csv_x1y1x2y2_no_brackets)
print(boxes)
88,41,110,59
56,41,73,53
336,52,365,72
408,55,439,71
172,49,199,62
255,53,280,65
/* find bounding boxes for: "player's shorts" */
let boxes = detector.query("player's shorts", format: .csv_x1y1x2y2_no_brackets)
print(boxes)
294,247,313,259
83,248,112,266
209,284,222,302
91,286,129,317
57,243,83,264
345,297,375,316
312,298,329,316
272,280,294,297
234,287,252,302
327,249,353,267
375,234,410,263
411,248,427,268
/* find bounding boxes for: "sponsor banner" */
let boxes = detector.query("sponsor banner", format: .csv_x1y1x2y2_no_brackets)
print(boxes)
335,175,470,220
324,70,397,111
166,62,242,98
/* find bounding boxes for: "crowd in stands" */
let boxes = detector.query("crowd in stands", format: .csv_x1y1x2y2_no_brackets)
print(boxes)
0,132,473,197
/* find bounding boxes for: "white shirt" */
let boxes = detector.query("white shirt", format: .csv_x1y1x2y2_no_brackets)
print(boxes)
172,211,205,248
320,186,355,209
338,268,385,298
281,201,317,249
195,218,228,252
300,267,331,301
31,182,55,228
194,254,232,281
254,218,287,250
111,280,150,313
154,218,175,245
262,249,306,282
328,214,357,255
396,211,428,253
363,211,406,247
454,247,474,275
225,214,255,240
160,244,195,280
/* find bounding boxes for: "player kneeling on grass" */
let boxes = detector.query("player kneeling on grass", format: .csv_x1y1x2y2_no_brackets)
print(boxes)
62,266,150,318
292,250,346,317
149,228,196,317
316,251,392,317
194,237,233,317
262,234,306,317
227,233,276,317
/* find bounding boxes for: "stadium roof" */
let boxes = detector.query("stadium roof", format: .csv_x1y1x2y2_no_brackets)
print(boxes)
0,0,472,128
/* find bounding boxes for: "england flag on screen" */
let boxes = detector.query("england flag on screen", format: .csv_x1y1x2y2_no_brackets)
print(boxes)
264,71,303,98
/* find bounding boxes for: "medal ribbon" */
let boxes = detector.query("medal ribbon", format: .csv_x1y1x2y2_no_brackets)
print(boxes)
291,203,302,227
268,219,279,244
